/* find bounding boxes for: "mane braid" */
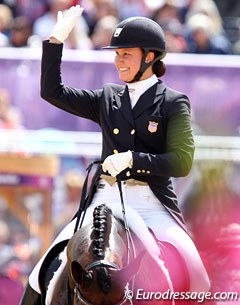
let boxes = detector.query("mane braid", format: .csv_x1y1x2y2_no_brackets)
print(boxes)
91,204,113,259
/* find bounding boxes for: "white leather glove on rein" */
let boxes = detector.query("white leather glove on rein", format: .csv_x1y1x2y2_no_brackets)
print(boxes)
50,5,84,43
102,151,133,177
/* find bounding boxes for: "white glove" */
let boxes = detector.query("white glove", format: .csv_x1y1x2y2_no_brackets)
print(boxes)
102,151,133,177
50,5,84,43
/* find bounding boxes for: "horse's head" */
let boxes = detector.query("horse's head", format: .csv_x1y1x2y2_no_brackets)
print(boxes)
67,204,146,305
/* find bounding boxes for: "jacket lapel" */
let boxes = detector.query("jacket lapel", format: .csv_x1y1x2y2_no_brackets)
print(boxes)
114,86,135,127
133,81,166,119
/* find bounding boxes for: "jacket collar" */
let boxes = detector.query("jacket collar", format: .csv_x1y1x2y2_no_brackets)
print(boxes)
115,86,135,127
133,80,166,119
113,80,166,126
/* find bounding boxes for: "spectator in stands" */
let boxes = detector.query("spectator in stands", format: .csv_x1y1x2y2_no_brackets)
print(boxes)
0,3,12,46
184,0,224,36
0,88,24,129
0,0,16,16
149,0,190,54
115,0,150,20
91,15,119,50
186,13,233,54
161,18,188,53
33,0,91,49
33,0,72,40
7,16,32,47
183,0,233,54
151,0,181,28
83,0,119,36
14,0,49,25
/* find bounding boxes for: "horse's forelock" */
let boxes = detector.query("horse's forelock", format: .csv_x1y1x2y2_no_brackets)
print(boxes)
96,266,111,293
91,204,113,259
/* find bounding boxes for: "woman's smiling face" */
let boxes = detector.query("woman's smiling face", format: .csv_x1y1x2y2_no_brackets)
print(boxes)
114,48,142,83
114,47,154,83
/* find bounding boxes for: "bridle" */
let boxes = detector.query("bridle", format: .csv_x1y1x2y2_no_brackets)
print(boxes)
73,259,133,305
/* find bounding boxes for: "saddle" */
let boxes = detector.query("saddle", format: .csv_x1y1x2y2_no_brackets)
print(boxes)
158,240,189,292
145,227,189,292
38,239,69,304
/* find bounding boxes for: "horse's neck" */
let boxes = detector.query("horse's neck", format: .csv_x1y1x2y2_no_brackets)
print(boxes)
67,224,92,265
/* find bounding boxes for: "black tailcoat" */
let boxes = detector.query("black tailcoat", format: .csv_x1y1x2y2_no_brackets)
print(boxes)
41,41,195,231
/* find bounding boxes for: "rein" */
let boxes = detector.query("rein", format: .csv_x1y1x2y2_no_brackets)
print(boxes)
73,160,102,234
116,178,136,264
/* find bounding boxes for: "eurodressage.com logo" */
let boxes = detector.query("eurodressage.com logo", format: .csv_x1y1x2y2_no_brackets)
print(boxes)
124,288,239,303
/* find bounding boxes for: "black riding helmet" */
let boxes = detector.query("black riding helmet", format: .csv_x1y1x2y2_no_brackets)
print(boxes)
103,16,166,82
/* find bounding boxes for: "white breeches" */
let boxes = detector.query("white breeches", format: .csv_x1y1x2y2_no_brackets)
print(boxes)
29,180,210,294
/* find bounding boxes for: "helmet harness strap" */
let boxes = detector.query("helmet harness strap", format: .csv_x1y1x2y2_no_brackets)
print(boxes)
129,48,164,83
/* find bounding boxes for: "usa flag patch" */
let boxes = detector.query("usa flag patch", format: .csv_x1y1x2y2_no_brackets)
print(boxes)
148,121,158,133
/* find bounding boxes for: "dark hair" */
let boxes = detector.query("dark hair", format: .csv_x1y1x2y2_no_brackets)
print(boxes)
152,51,166,77
153,60,166,77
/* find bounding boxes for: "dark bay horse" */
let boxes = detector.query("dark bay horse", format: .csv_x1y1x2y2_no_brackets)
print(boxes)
46,204,189,305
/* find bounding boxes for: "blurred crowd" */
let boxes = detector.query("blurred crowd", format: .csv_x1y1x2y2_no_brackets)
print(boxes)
0,209,31,304
0,0,240,54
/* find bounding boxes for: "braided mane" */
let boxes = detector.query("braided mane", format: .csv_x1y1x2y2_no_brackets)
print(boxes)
90,204,113,259
90,204,113,293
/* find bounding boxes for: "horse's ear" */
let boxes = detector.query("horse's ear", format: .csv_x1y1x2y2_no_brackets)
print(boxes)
117,250,146,281
71,260,92,287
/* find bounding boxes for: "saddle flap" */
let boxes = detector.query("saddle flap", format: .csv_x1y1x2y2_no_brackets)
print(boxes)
38,239,69,298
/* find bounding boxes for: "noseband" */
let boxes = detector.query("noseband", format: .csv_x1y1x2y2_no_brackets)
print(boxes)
73,259,132,305
85,260,119,271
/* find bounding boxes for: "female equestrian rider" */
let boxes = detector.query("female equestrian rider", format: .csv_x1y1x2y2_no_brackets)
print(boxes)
20,5,210,305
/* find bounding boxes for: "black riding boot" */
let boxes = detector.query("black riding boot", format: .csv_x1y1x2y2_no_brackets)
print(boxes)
19,282,41,305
